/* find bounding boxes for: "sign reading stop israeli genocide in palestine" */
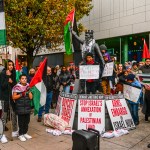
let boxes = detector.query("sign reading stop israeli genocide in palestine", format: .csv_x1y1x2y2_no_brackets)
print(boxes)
78,95,105,133
102,62,114,77
79,65,100,79
105,98,135,130
123,84,141,103
59,93,77,128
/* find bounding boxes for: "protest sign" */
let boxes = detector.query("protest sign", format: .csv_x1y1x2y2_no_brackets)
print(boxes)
123,84,141,103
106,98,135,130
78,94,105,133
79,65,99,79
59,93,77,128
102,62,114,77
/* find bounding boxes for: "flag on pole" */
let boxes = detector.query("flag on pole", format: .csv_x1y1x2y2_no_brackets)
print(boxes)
15,55,21,83
64,9,75,55
0,0,6,45
29,58,47,115
142,39,150,60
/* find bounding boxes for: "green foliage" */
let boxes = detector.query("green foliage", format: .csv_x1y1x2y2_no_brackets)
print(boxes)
5,0,92,55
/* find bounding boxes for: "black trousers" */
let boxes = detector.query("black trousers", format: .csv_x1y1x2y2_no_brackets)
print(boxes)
86,82,96,94
18,114,30,135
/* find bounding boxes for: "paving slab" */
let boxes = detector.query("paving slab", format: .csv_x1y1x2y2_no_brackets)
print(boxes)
0,109,150,150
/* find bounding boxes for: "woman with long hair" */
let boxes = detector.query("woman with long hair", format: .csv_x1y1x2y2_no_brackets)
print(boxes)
0,60,18,143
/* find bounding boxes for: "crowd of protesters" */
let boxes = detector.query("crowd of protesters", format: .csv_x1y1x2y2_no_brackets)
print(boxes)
0,44,150,144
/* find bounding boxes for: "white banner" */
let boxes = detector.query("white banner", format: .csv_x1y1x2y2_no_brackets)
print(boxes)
79,65,99,79
123,84,141,103
102,62,114,77
78,95,105,133
59,93,77,128
106,98,135,130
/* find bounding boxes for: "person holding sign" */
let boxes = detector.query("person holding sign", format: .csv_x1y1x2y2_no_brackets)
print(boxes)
125,74,142,125
101,54,116,95
80,53,99,94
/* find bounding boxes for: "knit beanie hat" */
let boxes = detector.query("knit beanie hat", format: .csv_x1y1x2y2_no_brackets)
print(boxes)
99,44,107,51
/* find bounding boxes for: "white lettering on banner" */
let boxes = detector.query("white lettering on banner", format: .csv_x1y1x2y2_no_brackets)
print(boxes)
102,62,114,77
59,97,77,128
79,65,99,79
106,99,135,130
123,84,141,103
78,98,105,133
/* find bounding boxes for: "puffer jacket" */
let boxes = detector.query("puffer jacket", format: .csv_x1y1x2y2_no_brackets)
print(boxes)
15,94,31,114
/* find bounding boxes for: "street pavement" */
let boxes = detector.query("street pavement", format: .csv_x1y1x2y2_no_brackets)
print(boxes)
0,108,150,150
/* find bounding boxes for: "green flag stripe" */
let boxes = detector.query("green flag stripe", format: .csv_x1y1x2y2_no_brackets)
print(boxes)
0,29,6,45
64,22,72,55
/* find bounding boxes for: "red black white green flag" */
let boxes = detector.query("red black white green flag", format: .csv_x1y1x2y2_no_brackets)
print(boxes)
0,0,6,46
29,58,47,115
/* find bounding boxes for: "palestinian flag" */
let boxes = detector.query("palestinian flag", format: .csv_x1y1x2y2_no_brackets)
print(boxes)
137,74,150,85
29,58,47,115
142,39,150,61
15,55,21,82
64,8,75,55
0,0,6,45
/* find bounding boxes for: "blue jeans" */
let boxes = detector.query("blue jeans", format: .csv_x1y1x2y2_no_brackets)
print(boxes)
38,91,53,118
129,103,139,124
63,85,70,93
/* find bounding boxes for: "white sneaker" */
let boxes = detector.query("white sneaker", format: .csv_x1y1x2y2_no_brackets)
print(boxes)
18,135,26,142
1,134,8,143
12,131,19,137
24,134,32,139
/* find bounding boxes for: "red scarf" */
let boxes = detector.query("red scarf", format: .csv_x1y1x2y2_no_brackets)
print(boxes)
86,59,94,65
86,59,94,82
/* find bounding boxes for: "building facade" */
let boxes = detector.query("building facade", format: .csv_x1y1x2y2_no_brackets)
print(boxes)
80,0,150,63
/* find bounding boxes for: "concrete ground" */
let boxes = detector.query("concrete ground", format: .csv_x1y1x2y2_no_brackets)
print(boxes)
0,108,150,150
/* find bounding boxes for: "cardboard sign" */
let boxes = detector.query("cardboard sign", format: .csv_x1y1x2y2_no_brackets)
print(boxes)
78,94,105,133
102,62,114,77
106,98,135,130
59,93,77,128
123,84,141,103
79,65,100,79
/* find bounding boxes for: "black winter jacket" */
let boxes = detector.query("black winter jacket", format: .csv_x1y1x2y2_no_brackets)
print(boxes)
59,71,71,86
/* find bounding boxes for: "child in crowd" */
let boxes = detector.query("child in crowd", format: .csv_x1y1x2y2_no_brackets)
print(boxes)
125,74,142,125
80,52,99,94
12,74,33,142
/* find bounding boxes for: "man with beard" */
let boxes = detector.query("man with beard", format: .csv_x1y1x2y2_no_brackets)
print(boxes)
139,58,150,73
27,68,35,83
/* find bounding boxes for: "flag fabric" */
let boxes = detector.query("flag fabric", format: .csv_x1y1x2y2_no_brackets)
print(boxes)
29,58,47,115
15,55,22,82
64,9,75,55
142,39,150,59
0,0,6,45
